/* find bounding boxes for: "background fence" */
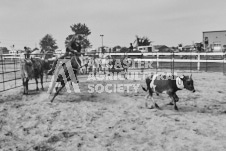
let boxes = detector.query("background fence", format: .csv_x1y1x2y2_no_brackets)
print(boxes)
0,52,225,92
0,54,52,92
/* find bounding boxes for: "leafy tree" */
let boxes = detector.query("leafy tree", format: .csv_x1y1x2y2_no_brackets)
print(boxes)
39,34,58,52
112,45,121,52
120,47,129,53
71,23,91,35
65,23,91,50
135,35,151,46
0,47,9,54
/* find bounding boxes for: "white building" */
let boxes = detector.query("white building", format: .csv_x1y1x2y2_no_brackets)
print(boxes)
203,30,226,52
137,45,156,53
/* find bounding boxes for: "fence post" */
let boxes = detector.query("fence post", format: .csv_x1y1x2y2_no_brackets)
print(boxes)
197,53,200,71
141,53,144,73
223,52,226,75
205,52,208,72
156,53,159,69
172,51,174,75
1,55,5,91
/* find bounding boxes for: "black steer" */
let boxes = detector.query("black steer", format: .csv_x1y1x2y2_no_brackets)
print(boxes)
142,74,195,110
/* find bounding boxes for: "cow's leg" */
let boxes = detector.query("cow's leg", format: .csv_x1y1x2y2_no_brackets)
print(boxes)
85,66,88,74
169,96,177,109
173,100,178,111
167,93,179,105
75,73,79,83
23,78,29,95
25,78,29,95
40,74,44,90
35,78,39,91
46,73,48,82
145,94,150,108
151,96,160,109
167,96,174,105
145,92,160,109
168,92,178,110
22,78,26,94
173,93,179,102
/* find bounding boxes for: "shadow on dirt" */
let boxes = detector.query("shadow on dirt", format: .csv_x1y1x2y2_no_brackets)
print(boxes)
159,103,226,115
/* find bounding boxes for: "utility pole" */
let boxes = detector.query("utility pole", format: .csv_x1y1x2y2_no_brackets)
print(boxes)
100,34,104,53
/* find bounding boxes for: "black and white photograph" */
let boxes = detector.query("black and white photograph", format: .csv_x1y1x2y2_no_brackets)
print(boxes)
0,0,226,150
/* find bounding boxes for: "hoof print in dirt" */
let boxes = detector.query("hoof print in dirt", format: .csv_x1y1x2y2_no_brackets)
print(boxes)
147,105,155,109
47,135,61,144
33,144,55,151
167,102,174,105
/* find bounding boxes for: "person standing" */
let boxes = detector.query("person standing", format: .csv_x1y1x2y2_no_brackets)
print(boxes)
24,47,31,59
129,43,133,52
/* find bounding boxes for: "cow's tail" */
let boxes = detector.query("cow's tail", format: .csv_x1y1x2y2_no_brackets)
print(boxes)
141,85,147,92
141,85,148,92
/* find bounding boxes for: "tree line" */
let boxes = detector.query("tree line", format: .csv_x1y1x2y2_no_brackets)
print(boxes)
39,23,152,53
39,23,91,52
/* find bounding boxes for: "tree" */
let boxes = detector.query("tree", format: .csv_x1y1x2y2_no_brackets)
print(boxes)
120,47,129,53
65,23,91,50
135,35,151,46
112,45,121,52
39,34,58,52
0,47,9,54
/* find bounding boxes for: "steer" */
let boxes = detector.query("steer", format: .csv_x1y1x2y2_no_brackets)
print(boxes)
142,74,195,110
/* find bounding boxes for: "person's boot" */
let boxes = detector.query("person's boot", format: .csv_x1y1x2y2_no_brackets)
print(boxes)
47,60,57,75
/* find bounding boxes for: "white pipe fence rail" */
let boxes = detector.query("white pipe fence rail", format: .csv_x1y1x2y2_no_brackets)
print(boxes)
104,52,226,71
1,52,226,71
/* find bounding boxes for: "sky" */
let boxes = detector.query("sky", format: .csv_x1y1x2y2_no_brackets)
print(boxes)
1,0,226,50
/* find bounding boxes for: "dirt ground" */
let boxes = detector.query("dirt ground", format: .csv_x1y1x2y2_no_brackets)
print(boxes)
0,71,226,151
